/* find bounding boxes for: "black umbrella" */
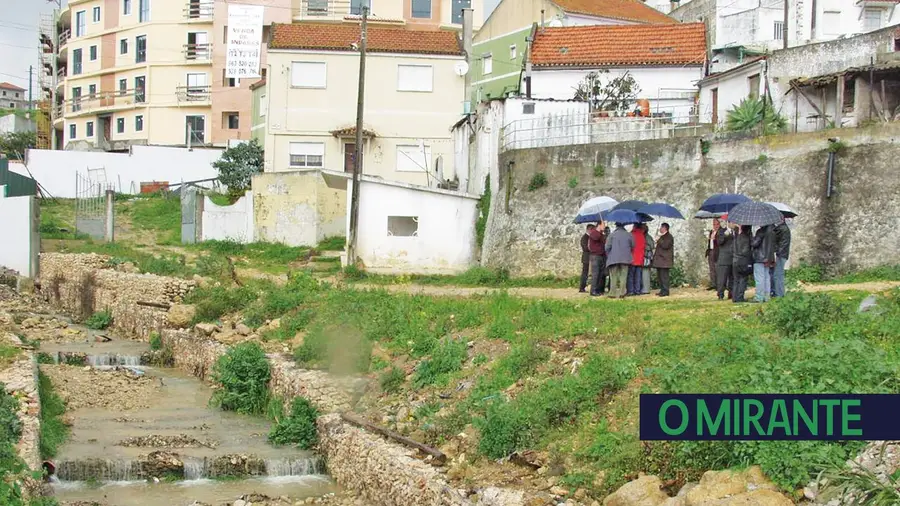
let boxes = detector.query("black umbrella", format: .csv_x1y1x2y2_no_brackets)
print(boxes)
638,203,685,220
613,200,649,211
726,201,784,226
699,193,751,214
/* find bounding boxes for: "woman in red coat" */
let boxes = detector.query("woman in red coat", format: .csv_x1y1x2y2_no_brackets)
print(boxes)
627,224,646,295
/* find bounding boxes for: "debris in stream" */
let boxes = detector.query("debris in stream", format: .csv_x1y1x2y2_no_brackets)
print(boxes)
40,364,160,411
118,434,219,449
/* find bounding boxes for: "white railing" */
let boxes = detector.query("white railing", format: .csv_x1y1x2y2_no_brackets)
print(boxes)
184,43,212,61
184,2,214,19
500,108,707,152
176,85,211,102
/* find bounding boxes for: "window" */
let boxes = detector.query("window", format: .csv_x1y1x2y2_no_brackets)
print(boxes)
117,79,126,96
522,102,535,114
93,6,101,22
411,0,431,18
187,32,210,60
482,54,492,75
88,84,97,98
75,11,86,36
864,8,883,31
117,118,125,133
510,44,517,60
120,39,128,54
397,64,433,92
139,0,150,22
9,103,15,108
135,35,147,63
307,0,327,15
291,62,327,88
289,142,324,168
14,92,19,98
186,115,205,144
224,113,239,129
387,216,419,237
222,70,238,87
69,124,76,139
1,91,4,96
843,77,856,112
748,74,760,99
86,121,94,137
72,87,82,112
123,0,132,15
350,0,370,15
89,45,98,61
774,20,783,40
135,115,144,131
396,144,432,172
186,73,208,97
134,76,145,102
452,0,471,24
822,11,841,36
259,94,267,117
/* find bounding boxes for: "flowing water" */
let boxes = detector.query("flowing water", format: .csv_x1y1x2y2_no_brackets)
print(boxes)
41,340,338,505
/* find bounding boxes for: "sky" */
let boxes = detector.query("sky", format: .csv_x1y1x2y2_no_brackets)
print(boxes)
0,0,499,101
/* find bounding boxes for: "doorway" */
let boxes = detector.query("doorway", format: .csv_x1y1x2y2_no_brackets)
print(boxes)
343,142,355,173
185,115,205,145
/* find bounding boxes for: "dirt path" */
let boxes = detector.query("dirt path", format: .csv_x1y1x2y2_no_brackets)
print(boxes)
352,280,900,300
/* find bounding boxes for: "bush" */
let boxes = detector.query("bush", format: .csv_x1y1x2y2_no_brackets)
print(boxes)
763,292,844,338
210,342,271,415
787,262,826,284
268,397,319,449
527,173,548,191
214,138,263,195
84,310,112,330
149,332,163,351
380,367,406,393
413,339,467,388
725,97,787,135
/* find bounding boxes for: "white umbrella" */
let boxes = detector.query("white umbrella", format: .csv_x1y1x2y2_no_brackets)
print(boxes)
765,202,798,218
574,196,618,224
693,210,726,219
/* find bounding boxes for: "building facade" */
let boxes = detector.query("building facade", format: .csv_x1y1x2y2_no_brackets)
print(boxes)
0,83,29,110
263,23,466,186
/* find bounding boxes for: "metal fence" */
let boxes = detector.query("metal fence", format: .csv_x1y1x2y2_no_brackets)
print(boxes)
0,159,37,198
75,171,115,240
499,110,709,152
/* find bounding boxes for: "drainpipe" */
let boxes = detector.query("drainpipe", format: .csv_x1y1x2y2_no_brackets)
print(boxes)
462,9,473,112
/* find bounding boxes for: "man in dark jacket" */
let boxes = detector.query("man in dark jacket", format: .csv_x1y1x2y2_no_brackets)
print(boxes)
752,225,776,302
715,222,735,300
651,223,674,297
772,218,791,297
587,222,607,296
605,222,634,298
579,225,592,293
705,218,721,290
731,225,753,303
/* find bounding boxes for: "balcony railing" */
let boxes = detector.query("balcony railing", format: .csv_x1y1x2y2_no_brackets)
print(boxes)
184,1,213,19
184,43,212,61
59,28,71,47
295,0,368,18
64,88,144,114
176,85,211,102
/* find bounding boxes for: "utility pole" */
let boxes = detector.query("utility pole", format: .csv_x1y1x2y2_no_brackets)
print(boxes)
28,66,33,108
782,0,789,49
347,6,368,266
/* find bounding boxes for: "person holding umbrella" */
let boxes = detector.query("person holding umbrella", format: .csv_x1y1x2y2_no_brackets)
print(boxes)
772,217,792,297
651,223,674,297
752,225,776,302
705,218,721,290
628,223,647,296
605,219,635,299
641,224,654,295
715,217,735,301
732,225,753,303
586,222,608,296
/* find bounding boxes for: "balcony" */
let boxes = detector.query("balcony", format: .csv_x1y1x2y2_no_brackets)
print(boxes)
176,85,211,103
184,1,214,20
184,43,212,62
294,0,366,19
59,28,71,48
65,88,145,116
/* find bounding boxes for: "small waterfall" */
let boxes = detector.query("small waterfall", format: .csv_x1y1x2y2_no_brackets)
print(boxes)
56,459,141,482
265,457,325,477
182,457,207,480
86,354,143,367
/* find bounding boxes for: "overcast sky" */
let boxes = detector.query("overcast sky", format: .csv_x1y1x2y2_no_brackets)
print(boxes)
0,0,498,100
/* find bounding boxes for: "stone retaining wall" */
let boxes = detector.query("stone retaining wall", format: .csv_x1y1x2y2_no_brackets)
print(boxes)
0,337,42,496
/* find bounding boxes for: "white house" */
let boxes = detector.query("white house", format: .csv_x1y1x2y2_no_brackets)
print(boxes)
697,57,767,126
525,23,707,119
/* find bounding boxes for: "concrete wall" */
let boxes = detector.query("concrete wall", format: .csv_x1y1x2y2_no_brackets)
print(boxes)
201,192,255,243
482,123,900,279
253,171,346,247
0,114,36,135
698,60,767,126
10,145,221,198
352,179,479,274
0,195,39,278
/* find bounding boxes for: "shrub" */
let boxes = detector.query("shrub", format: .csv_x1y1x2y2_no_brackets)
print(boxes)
593,164,605,177
268,397,319,449
787,262,826,284
210,342,271,415
527,173,548,191
149,332,163,351
84,310,112,330
763,292,844,338
567,177,578,188
413,339,467,387
725,97,787,135
214,138,263,195
380,367,406,393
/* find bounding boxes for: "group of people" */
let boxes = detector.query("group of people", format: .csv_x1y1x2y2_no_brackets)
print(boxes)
705,217,792,303
579,221,674,298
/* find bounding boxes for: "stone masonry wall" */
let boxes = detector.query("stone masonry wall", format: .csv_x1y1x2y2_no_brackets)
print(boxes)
483,123,900,280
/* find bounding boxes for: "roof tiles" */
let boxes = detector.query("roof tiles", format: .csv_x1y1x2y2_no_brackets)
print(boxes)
0,82,26,91
270,23,462,56
553,0,677,24
531,23,707,67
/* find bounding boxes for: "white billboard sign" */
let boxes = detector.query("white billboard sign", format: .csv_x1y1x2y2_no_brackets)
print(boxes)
225,4,264,79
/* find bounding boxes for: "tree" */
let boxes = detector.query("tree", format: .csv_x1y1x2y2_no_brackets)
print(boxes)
213,138,263,198
0,131,37,160
573,70,641,113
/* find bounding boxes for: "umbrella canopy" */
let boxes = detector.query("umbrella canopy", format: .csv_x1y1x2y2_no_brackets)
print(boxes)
765,202,799,218
605,208,643,225
574,196,618,224
638,203,685,220
693,210,725,219
699,193,751,214
726,201,784,226
613,200,649,211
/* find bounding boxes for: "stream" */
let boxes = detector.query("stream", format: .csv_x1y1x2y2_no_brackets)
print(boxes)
40,339,338,505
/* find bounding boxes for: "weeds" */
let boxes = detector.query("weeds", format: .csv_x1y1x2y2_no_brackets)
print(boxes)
209,342,270,415
187,284,259,323
527,173,548,191
763,292,845,338
83,310,113,330
268,397,319,449
38,372,69,459
475,175,491,249
413,338,467,388
149,332,163,350
0,345,20,369
317,236,346,251
568,177,578,188
379,367,406,393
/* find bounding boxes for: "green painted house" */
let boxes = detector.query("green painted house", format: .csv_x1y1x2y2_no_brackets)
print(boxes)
250,79,267,144
470,25,534,104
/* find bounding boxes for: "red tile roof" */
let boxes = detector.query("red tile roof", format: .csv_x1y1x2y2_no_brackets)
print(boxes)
553,0,677,24
270,23,462,56
531,23,707,67
0,82,26,92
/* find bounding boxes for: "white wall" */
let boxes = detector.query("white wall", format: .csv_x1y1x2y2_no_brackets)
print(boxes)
0,194,38,278
201,192,254,243
0,114,35,135
351,179,479,274
698,60,767,125
11,145,222,198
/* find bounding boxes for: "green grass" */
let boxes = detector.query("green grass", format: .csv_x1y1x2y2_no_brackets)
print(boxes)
38,372,69,459
349,266,577,289
0,345,21,369
317,236,346,251
129,194,182,245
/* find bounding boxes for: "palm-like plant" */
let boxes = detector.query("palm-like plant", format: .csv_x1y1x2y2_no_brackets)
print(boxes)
725,97,787,135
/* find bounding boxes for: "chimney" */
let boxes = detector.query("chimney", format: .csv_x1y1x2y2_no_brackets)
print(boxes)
462,9,473,111
540,9,545,32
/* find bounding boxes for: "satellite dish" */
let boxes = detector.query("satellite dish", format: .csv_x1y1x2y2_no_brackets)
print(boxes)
454,61,469,76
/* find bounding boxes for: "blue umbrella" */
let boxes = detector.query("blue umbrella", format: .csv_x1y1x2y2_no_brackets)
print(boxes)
699,193,751,214
604,208,643,224
637,203,685,220
613,199,649,211
574,196,618,224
